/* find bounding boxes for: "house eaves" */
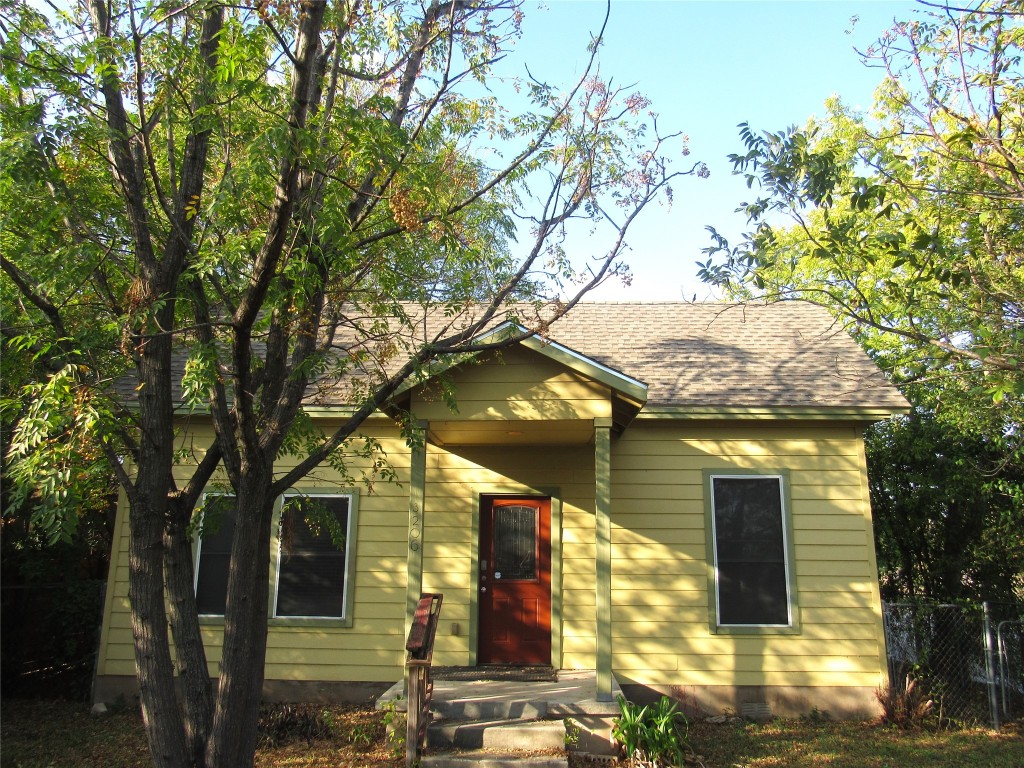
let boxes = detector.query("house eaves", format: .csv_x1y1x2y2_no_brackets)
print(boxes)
639,404,911,421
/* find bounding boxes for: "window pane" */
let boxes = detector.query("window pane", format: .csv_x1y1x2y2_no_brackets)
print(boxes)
276,496,349,618
717,561,789,625
195,495,236,616
712,477,790,626
493,505,537,581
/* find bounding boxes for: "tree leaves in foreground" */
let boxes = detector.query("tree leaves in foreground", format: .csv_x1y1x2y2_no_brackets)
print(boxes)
699,1,1023,601
867,409,1023,603
0,1,701,766
700,1,1023,433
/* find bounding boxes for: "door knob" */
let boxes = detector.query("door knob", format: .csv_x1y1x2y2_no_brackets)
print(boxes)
480,586,487,593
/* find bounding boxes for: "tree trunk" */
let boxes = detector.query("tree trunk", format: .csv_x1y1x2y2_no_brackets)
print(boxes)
165,499,214,766
204,470,276,768
130,340,191,768
129,493,191,768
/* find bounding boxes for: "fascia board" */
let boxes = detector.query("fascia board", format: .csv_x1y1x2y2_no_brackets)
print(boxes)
638,405,911,421
160,403,394,422
513,327,649,404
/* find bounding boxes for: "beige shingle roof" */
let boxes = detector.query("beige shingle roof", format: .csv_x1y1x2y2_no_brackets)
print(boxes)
535,301,908,411
137,300,907,414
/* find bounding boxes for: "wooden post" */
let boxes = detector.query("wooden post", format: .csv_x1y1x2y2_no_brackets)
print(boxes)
406,662,422,767
404,593,443,767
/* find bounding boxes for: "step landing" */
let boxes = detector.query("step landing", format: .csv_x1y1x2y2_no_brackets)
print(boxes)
376,669,621,718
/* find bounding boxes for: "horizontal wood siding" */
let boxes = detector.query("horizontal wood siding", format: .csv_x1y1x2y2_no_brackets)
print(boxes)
412,346,611,421
609,421,887,690
95,396,886,700
95,420,412,684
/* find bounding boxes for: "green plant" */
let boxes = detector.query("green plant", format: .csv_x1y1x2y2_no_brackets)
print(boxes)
381,697,406,759
347,722,373,746
612,695,691,767
256,703,333,747
801,707,833,725
563,717,581,748
876,675,935,729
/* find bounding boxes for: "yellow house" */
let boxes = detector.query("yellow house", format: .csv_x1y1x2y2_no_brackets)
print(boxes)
93,301,909,717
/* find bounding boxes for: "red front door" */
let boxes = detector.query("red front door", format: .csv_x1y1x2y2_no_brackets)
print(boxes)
478,496,551,665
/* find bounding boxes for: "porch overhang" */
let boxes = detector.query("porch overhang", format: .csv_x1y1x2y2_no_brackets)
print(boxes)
389,321,649,442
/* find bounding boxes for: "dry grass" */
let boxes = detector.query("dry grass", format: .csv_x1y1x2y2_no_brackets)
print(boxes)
2,699,1022,768
0,699,401,768
688,716,1024,768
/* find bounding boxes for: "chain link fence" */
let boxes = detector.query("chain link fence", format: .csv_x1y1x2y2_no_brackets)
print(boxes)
0,580,107,700
882,601,1024,728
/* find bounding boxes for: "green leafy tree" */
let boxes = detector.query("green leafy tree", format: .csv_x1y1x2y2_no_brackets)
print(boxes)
699,1,1023,602
867,409,1023,603
700,1,1023,430
0,1,699,766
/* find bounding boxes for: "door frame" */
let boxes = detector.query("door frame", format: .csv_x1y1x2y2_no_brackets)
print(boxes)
470,489,562,667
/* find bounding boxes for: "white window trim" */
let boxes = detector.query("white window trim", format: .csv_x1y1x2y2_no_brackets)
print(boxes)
272,492,356,623
707,472,798,632
193,492,236,618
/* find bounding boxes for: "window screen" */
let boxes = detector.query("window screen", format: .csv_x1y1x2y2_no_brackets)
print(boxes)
194,495,236,616
711,476,791,626
275,496,350,619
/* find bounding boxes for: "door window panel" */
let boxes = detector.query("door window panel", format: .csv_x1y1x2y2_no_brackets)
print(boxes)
493,505,537,581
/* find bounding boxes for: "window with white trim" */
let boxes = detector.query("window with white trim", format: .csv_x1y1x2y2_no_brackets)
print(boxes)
193,492,356,623
709,474,793,628
274,495,352,619
194,494,236,616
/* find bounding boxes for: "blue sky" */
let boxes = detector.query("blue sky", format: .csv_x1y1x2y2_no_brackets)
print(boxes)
503,0,918,300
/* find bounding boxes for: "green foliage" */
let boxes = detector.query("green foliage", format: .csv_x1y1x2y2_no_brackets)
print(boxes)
563,717,582,747
3,365,117,543
346,721,374,747
1,0,689,532
612,695,691,767
867,411,1023,602
1,0,695,763
380,697,406,760
701,1,1024,604
700,1,1024,436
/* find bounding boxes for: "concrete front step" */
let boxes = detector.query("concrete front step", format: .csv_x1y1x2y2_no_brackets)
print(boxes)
431,696,621,721
432,698,549,721
420,752,568,768
381,670,621,764
427,717,566,751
